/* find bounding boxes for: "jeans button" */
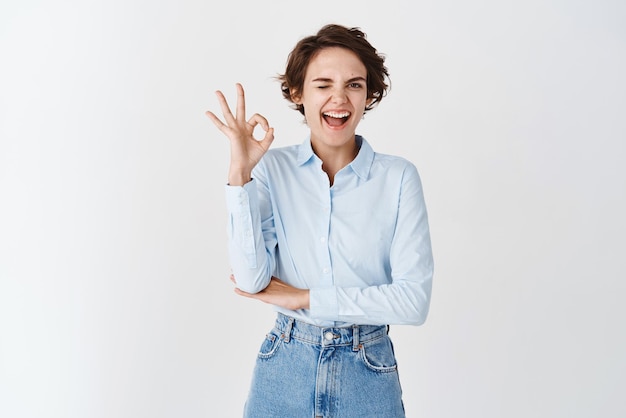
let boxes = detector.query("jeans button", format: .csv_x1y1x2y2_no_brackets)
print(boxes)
324,331,334,341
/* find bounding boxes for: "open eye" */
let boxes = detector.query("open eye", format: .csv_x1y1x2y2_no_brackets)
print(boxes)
348,82,363,89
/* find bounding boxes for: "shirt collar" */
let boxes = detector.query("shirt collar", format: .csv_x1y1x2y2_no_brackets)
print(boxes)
296,136,316,166
349,135,374,180
296,134,375,180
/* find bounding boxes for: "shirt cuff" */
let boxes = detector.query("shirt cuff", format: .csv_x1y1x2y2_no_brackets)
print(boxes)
225,179,258,213
225,179,259,267
309,287,339,320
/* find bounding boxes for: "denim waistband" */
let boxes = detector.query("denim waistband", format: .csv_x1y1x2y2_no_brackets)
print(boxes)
274,312,388,350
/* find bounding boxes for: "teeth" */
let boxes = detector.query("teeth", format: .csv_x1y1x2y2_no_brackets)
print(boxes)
323,111,350,118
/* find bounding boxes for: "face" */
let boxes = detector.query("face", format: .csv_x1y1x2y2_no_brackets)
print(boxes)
293,47,371,154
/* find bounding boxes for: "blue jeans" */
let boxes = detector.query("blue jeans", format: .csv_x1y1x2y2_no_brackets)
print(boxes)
243,313,405,418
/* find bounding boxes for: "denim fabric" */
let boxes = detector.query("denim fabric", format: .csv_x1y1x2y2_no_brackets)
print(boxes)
243,313,405,418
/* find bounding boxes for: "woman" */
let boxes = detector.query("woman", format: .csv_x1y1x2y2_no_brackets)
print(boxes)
206,24,433,418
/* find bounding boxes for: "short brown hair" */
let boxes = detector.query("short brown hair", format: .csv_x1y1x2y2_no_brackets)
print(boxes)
279,24,390,115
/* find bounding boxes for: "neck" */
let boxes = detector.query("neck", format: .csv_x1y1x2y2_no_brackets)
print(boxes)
311,138,359,186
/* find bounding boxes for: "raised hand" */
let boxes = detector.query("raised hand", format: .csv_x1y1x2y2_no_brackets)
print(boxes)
206,83,275,186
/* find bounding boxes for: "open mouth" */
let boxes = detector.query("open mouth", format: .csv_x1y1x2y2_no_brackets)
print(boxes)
323,111,351,127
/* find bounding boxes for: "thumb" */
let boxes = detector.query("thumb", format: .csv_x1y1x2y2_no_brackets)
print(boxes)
260,127,275,150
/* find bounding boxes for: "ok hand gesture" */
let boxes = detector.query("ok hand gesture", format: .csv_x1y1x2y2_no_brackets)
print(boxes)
206,83,274,186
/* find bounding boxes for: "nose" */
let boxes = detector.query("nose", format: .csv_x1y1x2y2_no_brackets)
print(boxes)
330,87,348,104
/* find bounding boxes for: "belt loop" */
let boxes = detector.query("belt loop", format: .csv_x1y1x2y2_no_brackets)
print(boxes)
352,324,360,351
283,317,295,343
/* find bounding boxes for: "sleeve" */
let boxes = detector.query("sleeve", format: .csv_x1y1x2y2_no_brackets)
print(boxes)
308,163,434,325
224,162,277,294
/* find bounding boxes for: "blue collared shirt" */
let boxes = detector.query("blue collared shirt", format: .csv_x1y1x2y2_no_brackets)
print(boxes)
225,135,433,326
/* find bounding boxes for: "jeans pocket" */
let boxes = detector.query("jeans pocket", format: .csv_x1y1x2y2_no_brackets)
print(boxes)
257,330,283,359
359,336,398,373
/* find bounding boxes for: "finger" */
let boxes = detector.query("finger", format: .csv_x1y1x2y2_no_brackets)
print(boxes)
229,274,236,284
247,114,275,149
215,90,237,126
234,288,254,299
259,127,275,151
235,288,273,306
205,111,228,132
247,113,270,132
235,83,246,122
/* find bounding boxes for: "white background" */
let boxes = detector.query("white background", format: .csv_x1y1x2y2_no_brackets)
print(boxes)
1,0,625,417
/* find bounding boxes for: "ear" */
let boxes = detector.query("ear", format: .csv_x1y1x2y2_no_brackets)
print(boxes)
366,97,375,106
290,89,302,104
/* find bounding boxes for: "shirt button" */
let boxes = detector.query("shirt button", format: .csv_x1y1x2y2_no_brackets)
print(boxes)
323,268,329,274
320,237,326,243
324,332,334,341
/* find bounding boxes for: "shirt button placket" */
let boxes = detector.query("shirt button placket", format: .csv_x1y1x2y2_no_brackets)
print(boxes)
319,189,333,283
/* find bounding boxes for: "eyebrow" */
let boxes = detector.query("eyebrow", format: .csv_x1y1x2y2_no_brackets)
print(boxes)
311,76,367,83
